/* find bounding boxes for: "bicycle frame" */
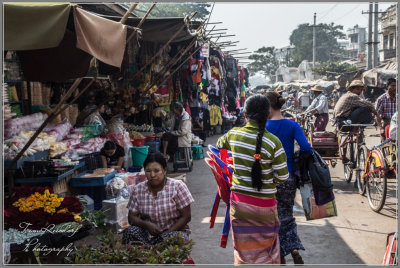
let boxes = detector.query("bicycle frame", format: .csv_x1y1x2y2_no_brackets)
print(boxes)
337,123,375,163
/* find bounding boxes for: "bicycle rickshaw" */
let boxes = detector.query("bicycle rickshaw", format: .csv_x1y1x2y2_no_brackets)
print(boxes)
359,137,397,212
296,112,377,189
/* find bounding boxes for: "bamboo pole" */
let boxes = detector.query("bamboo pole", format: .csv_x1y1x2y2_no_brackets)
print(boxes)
127,3,157,43
211,34,235,38
131,11,197,79
223,48,248,53
4,3,143,175
204,25,216,38
120,3,139,24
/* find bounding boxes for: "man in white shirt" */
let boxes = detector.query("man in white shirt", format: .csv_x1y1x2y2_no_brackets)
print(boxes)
389,112,397,141
305,85,329,131
298,89,311,111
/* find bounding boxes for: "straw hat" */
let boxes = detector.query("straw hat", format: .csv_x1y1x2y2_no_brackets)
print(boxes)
311,85,323,92
347,79,365,91
275,87,284,93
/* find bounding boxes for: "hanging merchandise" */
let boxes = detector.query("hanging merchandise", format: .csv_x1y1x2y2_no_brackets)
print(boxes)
137,64,157,94
154,74,174,106
200,42,210,58
210,104,222,126
190,57,202,84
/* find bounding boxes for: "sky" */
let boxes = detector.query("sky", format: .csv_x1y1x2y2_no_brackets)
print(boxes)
207,2,396,63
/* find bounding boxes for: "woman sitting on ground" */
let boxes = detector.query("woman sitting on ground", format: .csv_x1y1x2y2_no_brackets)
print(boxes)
123,152,195,245
100,141,125,169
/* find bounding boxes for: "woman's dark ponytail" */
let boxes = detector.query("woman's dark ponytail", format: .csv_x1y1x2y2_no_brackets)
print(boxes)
251,116,267,190
244,95,270,191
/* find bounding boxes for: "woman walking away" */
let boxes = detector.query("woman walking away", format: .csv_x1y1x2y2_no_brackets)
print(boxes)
217,94,289,264
265,91,312,264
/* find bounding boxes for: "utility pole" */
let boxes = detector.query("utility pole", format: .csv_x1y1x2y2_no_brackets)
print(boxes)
373,2,379,67
313,12,316,67
367,2,373,69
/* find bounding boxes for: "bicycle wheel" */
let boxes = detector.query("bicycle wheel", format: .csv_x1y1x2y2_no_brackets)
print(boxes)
344,141,354,183
366,151,387,212
356,145,368,195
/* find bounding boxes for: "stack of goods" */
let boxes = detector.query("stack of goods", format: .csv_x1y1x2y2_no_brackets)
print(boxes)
4,60,21,80
4,113,48,139
41,84,51,105
126,124,154,133
65,137,107,160
116,172,147,188
49,142,68,158
4,131,56,160
40,107,62,125
81,168,114,177
63,131,83,151
3,83,15,119
30,82,43,106
44,121,73,142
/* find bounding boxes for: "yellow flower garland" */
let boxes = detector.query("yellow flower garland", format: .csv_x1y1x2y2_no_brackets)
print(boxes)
13,190,64,214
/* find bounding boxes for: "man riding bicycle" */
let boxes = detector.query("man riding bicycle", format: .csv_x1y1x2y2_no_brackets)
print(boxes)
333,79,382,132
304,85,329,131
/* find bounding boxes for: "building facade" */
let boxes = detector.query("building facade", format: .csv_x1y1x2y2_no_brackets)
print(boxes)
379,5,397,62
344,25,367,61
274,45,295,66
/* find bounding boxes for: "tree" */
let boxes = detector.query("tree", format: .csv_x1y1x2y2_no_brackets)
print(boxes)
130,3,211,20
247,46,279,80
311,61,359,81
289,22,346,66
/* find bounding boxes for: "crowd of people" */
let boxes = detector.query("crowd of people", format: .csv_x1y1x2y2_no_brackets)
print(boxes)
116,78,396,265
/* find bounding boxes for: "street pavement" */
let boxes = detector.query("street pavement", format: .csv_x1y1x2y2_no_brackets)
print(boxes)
183,119,397,265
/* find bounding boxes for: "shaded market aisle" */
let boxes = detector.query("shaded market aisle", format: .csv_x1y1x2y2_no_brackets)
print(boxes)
185,129,397,265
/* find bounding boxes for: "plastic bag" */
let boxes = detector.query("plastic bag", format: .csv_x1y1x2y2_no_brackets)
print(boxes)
105,177,129,199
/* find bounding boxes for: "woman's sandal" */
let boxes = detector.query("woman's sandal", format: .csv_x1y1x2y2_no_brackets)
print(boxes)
291,250,304,265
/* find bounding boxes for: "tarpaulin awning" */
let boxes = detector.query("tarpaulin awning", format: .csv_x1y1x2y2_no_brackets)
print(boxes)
102,16,196,43
362,60,397,87
4,3,71,50
73,7,127,67
4,3,129,81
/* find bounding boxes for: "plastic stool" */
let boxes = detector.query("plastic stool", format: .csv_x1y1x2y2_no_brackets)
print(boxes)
173,147,193,172
191,144,204,159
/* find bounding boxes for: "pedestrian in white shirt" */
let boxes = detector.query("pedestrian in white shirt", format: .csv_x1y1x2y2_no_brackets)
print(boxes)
305,85,329,131
389,112,397,141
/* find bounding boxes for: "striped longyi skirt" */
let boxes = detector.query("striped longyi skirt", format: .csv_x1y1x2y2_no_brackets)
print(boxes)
230,191,281,264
